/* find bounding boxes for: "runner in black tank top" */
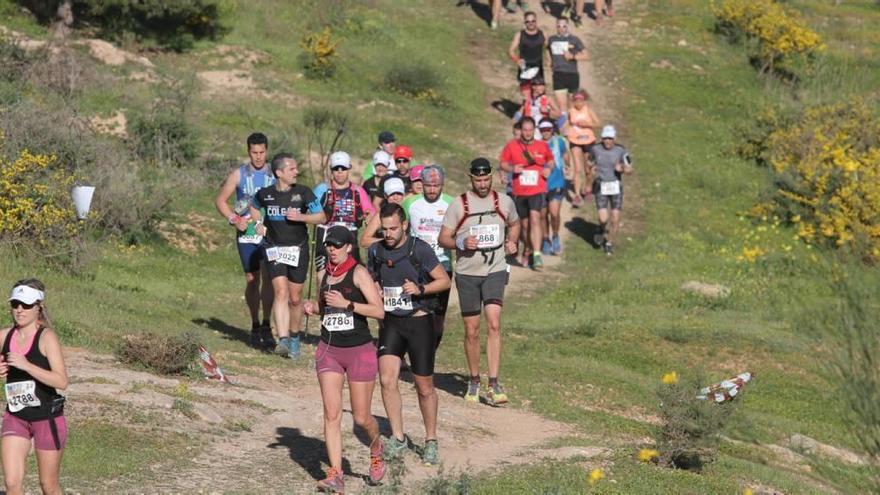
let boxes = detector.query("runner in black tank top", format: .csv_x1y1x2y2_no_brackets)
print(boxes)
318,268,370,347
519,29,546,79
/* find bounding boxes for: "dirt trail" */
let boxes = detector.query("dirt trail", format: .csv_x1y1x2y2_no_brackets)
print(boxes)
55,6,637,495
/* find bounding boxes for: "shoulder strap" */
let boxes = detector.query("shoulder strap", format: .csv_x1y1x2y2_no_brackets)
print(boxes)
492,191,507,223
453,193,470,234
407,236,422,277
2,327,15,355
352,184,363,222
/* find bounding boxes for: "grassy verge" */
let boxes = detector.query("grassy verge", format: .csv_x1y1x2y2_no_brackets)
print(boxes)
434,0,879,493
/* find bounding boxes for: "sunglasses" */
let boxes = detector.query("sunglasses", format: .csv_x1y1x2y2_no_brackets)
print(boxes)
395,158,410,163
331,166,348,172
9,300,36,310
525,19,537,24
323,241,347,249
540,128,553,132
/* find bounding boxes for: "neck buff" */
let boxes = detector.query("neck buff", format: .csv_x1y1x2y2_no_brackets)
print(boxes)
326,255,357,277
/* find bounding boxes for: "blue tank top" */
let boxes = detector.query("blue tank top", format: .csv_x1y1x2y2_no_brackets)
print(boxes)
235,164,275,212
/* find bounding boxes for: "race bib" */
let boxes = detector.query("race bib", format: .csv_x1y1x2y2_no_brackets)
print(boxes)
266,245,301,267
424,233,444,257
5,380,40,413
237,234,263,245
519,170,539,186
550,41,570,55
469,224,502,249
322,310,355,332
600,180,621,196
383,287,413,312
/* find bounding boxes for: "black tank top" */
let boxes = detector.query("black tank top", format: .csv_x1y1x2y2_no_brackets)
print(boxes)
2,327,63,421
519,29,545,66
319,267,371,347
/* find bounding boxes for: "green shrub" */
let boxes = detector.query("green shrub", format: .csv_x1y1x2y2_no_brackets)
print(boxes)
116,332,199,375
129,81,199,167
16,0,227,52
385,62,447,106
299,27,339,79
655,373,739,471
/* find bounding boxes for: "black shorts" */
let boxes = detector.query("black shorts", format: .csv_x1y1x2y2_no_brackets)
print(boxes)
514,193,547,219
436,272,452,317
552,71,579,94
378,314,437,376
569,142,594,153
266,246,310,284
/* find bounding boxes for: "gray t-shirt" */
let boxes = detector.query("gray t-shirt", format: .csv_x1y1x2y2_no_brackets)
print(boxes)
590,144,631,182
442,191,519,277
547,34,585,74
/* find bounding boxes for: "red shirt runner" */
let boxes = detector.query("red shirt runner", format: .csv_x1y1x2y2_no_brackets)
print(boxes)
499,138,552,197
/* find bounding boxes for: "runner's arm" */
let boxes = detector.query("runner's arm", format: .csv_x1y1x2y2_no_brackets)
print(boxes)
0,328,9,378
353,266,386,320
505,218,521,254
423,265,451,294
508,31,522,65
214,168,239,220
359,214,382,248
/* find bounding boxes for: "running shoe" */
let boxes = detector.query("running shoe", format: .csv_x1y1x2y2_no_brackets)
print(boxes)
593,230,606,248
491,20,498,30
561,5,571,18
518,0,530,11
274,336,290,356
571,13,583,26
572,195,583,208
465,379,481,403
532,252,544,271
317,466,345,493
249,329,261,348
487,382,509,406
422,439,440,466
369,442,386,483
258,325,275,349
551,235,562,255
287,336,301,360
383,435,408,460
607,5,615,17
541,238,552,256
604,242,614,256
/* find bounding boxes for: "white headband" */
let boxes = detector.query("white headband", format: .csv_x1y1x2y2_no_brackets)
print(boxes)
8,285,44,305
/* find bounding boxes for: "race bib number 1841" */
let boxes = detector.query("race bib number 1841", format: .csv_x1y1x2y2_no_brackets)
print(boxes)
383,287,413,312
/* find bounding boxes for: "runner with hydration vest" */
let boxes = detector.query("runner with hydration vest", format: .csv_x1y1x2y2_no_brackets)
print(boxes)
438,158,520,406
369,203,451,467
313,151,375,273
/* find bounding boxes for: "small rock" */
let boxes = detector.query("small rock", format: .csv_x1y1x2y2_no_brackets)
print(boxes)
789,434,818,455
650,59,674,70
692,64,704,72
789,434,866,465
681,281,730,299
677,39,688,47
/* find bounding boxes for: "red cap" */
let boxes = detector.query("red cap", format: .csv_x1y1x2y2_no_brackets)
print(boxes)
394,145,413,160
409,165,425,181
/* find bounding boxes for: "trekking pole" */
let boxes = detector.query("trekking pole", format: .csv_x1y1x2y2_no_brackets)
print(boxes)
304,123,346,334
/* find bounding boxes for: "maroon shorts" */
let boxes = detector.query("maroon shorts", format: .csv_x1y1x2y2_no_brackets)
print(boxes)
315,341,378,382
1,411,68,450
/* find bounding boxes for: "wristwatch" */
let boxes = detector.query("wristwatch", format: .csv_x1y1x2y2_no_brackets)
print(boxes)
346,301,355,311
418,284,426,296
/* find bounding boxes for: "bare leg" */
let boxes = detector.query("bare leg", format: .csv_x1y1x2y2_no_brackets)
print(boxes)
260,262,273,323
244,271,260,324
608,208,621,244
36,447,64,495
271,276,290,338
484,304,503,378
549,199,562,237
2,435,31,495
413,374,438,440
571,146,586,200
529,209,543,254
318,372,345,470
379,355,404,440
462,314,482,377
288,282,305,334
349,380,382,455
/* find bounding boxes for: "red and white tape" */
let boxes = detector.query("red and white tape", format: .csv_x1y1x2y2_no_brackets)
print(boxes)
697,372,752,403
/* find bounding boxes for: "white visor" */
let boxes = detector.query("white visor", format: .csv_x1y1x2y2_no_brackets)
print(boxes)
9,285,44,305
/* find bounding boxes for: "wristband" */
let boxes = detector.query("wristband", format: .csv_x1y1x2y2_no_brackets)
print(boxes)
228,214,240,225
418,284,425,296
456,234,467,251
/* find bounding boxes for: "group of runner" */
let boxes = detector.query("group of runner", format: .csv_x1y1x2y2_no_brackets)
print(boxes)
473,0,616,30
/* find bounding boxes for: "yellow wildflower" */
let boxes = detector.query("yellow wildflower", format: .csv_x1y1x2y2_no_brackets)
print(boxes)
638,448,660,463
588,468,605,485
661,372,679,385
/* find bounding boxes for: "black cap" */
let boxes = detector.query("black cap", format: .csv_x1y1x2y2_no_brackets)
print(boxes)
469,158,492,176
531,76,545,85
323,225,354,248
378,130,396,144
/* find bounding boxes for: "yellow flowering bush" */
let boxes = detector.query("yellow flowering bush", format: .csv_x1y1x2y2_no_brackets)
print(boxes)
752,101,880,259
0,139,83,252
299,27,339,79
714,0,824,74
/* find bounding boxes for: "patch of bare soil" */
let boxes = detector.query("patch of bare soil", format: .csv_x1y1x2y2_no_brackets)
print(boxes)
89,110,128,138
157,212,224,254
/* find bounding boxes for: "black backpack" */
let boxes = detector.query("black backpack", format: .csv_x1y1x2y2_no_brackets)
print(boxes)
369,236,439,314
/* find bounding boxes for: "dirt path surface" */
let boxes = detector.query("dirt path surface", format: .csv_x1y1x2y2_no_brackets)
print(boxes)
56,6,637,494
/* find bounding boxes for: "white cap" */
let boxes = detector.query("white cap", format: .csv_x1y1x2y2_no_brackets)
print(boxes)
9,285,44,305
383,177,405,196
372,150,392,168
601,125,616,139
329,151,351,169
